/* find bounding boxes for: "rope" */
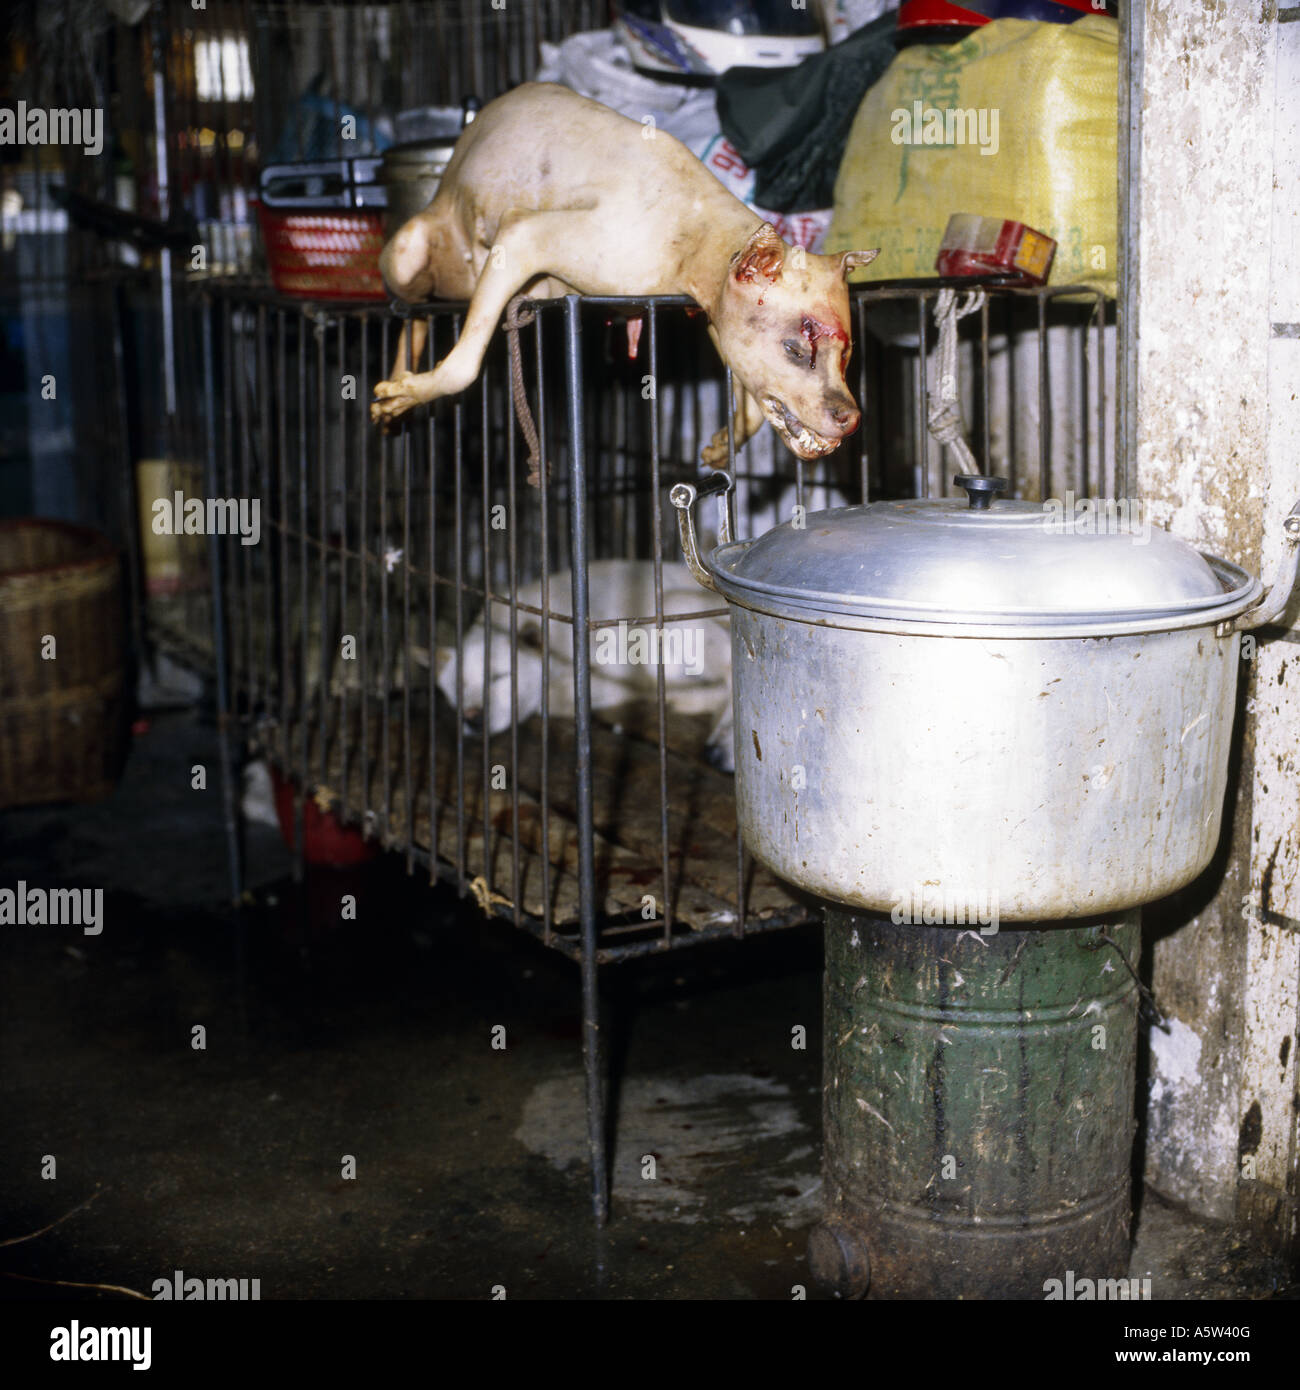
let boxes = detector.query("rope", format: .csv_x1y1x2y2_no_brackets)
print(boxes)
505,294,546,488
927,288,986,477
468,874,512,917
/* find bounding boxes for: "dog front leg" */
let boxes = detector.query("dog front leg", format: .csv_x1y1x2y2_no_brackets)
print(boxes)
702,377,766,468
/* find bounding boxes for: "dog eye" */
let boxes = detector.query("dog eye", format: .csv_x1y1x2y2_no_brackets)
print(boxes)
782,339,806,361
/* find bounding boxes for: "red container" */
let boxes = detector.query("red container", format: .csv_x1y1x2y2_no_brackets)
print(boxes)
935,213,1057,286
269,763,380,867
255,203,387,301
256,157,388,301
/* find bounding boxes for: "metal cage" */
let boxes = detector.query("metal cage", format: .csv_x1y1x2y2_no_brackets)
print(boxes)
5,0,1119,1226
158,277,1114,1220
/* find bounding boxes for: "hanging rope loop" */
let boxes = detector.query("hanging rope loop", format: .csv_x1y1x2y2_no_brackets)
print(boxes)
927,288,986,478
505,294,547,488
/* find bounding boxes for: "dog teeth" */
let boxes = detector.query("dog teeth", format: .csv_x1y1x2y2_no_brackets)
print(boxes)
760,397,841,458
793,425,835,458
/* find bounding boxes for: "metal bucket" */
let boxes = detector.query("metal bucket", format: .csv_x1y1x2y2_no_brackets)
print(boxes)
809,909,1140,1299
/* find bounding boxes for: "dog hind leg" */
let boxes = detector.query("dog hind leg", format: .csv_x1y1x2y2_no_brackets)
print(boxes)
371,208,599,426
389,317,429,384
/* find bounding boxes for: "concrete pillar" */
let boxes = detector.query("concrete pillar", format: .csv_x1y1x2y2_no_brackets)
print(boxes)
1126,2,1300,1251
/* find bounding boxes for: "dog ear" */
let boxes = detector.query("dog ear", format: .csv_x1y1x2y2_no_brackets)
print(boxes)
732,223,786,286
839,248,880,279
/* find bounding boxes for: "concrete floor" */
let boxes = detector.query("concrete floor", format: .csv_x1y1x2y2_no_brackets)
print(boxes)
0,708,1294,1301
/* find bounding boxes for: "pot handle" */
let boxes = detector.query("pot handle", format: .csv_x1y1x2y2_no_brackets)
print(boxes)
1232,496,1300,632
669,470,733,594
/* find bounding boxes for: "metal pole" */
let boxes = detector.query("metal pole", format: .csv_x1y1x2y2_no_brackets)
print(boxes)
1117,0,1142,504
110,277,146,679
565,295,608,1226
150,5,177,423
201,295,243,904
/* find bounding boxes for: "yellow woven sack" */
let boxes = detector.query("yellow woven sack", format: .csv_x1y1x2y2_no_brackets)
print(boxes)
828,15,1117,297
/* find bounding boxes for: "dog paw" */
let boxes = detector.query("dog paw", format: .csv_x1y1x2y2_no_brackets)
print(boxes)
370,372,429,425
700,430,731,468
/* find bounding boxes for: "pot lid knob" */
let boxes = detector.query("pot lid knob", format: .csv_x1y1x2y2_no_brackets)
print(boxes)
954,474,1009,510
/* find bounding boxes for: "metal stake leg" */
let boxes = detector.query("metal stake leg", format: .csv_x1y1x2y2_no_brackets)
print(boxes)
564,295,608,1226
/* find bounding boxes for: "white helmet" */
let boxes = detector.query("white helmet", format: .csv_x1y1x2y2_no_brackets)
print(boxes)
614,0,825,78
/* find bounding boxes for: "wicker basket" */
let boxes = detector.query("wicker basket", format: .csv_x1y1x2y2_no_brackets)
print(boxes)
0,520,127,809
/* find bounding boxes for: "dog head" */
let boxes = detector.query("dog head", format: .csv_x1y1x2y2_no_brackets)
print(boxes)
713,224,878,460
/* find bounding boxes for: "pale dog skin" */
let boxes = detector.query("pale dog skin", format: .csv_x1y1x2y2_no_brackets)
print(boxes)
437,559,736,769
370,83,878,464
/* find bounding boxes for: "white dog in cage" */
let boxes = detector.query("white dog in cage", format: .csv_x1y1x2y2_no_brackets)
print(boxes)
436,559,736,770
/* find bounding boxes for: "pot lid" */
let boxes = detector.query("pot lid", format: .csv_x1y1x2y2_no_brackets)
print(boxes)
709,474,1258,631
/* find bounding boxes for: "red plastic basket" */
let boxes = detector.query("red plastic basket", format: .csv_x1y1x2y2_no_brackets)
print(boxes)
255,202,387,301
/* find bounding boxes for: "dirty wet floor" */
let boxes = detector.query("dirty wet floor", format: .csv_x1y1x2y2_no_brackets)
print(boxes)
0,711,1293,1301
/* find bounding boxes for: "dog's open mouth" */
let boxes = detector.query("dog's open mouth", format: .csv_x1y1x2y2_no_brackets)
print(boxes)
760,396,842,459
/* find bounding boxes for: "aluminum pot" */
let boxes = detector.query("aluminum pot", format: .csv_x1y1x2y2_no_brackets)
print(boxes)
380,101,477,239
381,138,456,238
672,473,1300,921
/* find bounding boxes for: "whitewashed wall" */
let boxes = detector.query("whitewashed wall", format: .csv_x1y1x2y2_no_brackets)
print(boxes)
1133,1,1300,1249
